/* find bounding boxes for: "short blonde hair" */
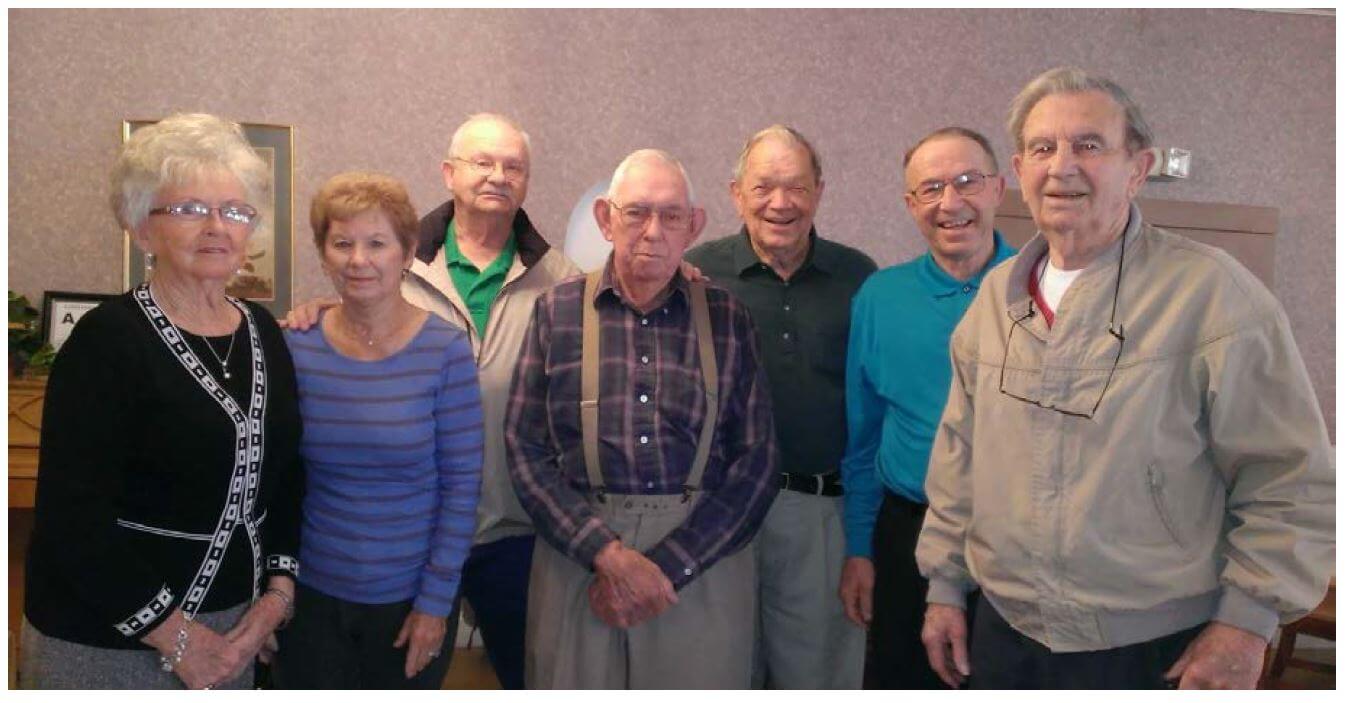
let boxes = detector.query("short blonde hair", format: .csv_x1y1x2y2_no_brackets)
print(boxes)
310,172,420,254
110,113,270,231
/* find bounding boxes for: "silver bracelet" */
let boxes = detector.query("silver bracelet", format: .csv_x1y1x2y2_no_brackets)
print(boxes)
158,622,190,672
263,587,295,628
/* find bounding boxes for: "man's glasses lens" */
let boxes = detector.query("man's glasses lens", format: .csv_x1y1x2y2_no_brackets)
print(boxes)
915,172,990,203
614,204,692,229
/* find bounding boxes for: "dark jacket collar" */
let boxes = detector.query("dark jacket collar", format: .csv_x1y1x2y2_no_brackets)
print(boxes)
415,199,549,268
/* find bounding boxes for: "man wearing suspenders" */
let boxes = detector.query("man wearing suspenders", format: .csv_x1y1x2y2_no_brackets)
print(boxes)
505,149,779,688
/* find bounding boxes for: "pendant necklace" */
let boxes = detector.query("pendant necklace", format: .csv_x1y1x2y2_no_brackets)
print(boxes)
198,329,237,380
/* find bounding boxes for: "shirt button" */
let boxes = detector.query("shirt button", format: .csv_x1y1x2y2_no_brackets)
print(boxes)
640,355,650,364
662,308,668,314
646,481,654,489
963,284,972,293
782,332,790,341
683,568,693,576
639,394,649,403
783,304,791,312
639,435,649,445
641,318,649,326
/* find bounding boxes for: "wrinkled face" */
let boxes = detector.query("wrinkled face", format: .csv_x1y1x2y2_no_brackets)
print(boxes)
321,209,414,304
731,137,822,255
904,136,1004,267
1012,90,1152,241
442,119,530,217
135,172,255,285
595,159,705,292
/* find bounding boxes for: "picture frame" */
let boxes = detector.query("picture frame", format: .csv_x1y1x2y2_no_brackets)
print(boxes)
121,119,295,317
41,291,114,351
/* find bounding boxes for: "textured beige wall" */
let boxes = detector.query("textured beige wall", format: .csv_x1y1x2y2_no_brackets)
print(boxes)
7,8,1335,435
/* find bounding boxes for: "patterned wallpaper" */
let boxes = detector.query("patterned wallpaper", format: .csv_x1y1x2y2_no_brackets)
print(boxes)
6,8,1335,435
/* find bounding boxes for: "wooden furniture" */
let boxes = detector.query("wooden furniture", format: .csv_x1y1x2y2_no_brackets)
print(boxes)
1265,579,1336,687
994,193,1279,288
9,377,46,508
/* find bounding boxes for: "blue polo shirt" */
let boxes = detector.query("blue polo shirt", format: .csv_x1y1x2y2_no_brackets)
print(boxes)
841,233,1016,557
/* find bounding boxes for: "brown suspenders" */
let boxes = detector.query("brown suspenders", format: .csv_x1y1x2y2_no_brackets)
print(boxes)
580,270,718,501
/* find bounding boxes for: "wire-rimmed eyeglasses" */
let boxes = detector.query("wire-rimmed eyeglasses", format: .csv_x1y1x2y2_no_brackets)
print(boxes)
149,200,259,227
998,232,1128,419
908,171,998,204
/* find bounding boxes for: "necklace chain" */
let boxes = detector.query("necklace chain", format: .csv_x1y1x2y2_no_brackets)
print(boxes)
147,282,237,380
198,329,236,380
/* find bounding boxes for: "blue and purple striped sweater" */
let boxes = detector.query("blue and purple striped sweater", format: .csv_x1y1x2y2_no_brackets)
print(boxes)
286,312,483,617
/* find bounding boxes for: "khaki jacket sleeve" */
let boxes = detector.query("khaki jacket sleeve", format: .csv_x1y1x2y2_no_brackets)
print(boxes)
1204,306,1335,640
916,313,980,608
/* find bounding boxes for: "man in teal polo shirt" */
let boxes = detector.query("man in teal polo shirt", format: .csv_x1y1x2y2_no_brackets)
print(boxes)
839,127,1015,689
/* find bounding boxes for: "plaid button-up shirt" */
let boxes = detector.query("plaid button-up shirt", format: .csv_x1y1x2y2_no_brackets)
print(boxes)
505,264,779,590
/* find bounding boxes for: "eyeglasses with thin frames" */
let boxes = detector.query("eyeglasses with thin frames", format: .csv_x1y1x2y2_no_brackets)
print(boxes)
607,200,694,230
998,231,1127,419
909,171,998,204
453,156,528,182
149,200,259,227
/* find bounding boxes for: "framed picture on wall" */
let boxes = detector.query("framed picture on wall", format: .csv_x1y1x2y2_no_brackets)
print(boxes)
41,291,114,351
120,119,295,317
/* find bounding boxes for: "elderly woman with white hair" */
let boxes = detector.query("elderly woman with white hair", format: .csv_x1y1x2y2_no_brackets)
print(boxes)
20,113,303,689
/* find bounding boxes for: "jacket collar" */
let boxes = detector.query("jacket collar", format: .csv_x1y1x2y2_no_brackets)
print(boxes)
415,199,550,269
1004,202,1144,319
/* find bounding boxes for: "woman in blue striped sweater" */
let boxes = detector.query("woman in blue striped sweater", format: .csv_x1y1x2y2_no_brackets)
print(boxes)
274,172,484,688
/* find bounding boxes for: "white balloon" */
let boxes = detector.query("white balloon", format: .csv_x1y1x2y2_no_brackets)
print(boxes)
563,180,612,273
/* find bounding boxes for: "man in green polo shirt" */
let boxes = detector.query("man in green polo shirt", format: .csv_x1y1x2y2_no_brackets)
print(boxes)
443,219,517,337
685,125,876,689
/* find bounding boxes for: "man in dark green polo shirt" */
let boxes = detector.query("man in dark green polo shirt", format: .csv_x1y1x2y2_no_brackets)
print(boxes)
685,125,876,689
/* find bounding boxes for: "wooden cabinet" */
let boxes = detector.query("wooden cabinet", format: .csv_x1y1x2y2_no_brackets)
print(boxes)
9,377,46,508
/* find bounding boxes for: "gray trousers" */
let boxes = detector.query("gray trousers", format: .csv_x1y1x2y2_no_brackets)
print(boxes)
525,493,756,689
752,490,866,688
19,602,253,689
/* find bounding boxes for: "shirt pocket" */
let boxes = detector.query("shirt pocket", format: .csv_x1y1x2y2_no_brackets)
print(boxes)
807,324,848,378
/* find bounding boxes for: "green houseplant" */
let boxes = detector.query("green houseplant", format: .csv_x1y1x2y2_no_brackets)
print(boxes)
9,290,55,377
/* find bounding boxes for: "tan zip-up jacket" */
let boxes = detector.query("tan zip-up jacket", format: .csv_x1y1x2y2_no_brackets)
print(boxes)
917,204,1334,652
404,201,579,546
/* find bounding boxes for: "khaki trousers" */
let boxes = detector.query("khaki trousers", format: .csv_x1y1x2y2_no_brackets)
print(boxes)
525,493,756,689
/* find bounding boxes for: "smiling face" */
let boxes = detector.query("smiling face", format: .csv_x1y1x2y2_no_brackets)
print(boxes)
904,135,1004,274
441,118,530,217
1012,90,1152,247
134,171,256,285
321,208,414,305
595,156,705,295
731,136,823,258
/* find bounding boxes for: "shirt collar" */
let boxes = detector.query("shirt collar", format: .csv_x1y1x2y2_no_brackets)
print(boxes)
592,254,689,313
731,225,830,278
920,230,1016,298
445,220,517,274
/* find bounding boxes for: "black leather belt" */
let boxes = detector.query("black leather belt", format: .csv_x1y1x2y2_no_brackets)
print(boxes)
779,471,843,497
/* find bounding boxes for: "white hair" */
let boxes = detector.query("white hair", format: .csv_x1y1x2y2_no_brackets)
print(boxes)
110,113,270,232
605,149,697,205
446,113,532,160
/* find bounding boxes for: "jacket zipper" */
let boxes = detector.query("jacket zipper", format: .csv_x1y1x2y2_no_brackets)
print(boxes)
1146,463,1186,548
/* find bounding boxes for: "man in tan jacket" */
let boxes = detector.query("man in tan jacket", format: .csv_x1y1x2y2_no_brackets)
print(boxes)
915,67,1334,689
